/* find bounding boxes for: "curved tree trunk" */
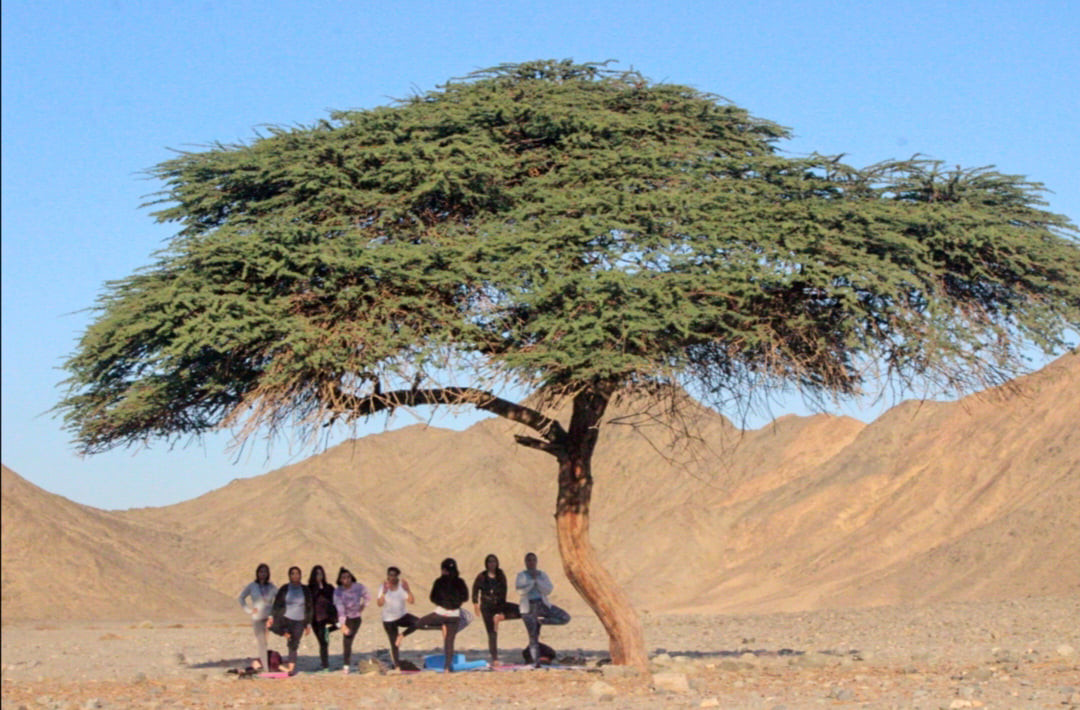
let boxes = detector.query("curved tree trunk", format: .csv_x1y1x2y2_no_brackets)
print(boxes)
556,505,648,667
552,389,648,668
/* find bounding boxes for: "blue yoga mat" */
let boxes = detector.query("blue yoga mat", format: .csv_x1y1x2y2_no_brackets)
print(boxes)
423,653,489,671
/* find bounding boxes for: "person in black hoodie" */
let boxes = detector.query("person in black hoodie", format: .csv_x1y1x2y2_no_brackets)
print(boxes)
399,557,469,672
267,566,313,674
471,554,520,663
306,565,336,671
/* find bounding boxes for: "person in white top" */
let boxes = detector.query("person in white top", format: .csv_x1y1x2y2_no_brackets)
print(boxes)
237,563,277,671
376,566,417,669
515,552,571,667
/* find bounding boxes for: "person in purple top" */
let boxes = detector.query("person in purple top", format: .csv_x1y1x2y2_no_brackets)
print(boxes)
332,567,370,673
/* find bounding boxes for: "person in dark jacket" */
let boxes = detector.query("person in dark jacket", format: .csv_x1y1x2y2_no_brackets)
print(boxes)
471,553,520,663
400,557,470,672
306,565,336,670
267,565,313,674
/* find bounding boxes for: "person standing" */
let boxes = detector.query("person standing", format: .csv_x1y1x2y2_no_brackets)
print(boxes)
472,554,520,663
238,563,277,671
399,558,470,672
516,552,571,667
332,567,370,673
267,566,313,674
307,565,336,671
376,566,417,669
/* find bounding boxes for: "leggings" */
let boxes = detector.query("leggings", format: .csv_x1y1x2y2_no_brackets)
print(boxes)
403,612,461,671
341,617,362,666
312,620,332,668
381,613,419,668
480,601,520,661
521,601,570,666
284,618,307,668
251,619,269,670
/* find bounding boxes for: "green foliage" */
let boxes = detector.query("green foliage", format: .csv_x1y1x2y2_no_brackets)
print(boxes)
60,60,1080,453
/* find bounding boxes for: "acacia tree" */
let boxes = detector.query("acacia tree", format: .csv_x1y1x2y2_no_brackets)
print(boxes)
60,61,1080,666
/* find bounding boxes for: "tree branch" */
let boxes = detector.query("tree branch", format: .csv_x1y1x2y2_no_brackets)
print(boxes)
337,386,567,444
514,434,567,457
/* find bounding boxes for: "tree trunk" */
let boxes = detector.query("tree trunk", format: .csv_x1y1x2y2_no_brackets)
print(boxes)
551,389,648,668
556,504,648,667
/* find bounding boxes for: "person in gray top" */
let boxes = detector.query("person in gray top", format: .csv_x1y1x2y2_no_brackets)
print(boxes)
238,563,277,671
516,552,570,667
267,566,312,674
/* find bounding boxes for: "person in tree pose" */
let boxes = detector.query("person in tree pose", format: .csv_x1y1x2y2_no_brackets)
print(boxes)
399,558,470,672
377,566,417,669
472,553,520,663
332,567,370,673
516,552,570,667
238,563,277,671
306,565,336,671
267,566,312,675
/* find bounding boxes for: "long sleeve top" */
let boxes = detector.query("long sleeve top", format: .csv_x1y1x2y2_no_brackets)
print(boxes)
430,575,469,611
238,581,277,621
472,570,508,607
515,569,554,614
333,582,370,622
271,582,313,625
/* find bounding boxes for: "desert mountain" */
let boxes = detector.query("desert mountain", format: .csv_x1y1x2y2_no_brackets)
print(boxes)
0,465,234,619
2,354,1077,621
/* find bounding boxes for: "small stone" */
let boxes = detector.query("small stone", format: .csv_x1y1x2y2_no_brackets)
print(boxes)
700,698,720,708
827,687,855,701
651,653,673,666
652,671,691,693
1057,644,1076,658
600,664,639,678
948,700,974,709
793,651,833,668
83,700,104,710
588,680,617,700
138,620,154,629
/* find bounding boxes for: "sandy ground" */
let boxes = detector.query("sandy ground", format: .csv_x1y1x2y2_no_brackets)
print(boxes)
3,597,1079,709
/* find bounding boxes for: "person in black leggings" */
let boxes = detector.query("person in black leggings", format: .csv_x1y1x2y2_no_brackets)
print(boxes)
399,558,469,672
267,566,312,674
377,566,417,669
306,565,336,670
472,554,520,664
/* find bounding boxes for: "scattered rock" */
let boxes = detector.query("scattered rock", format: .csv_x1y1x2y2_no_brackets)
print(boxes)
1057,644,1076,658
588,680,617,700
652,671,691,693
792,651,834,668
600,664,639,678
699,698,720,708
827,686,855,701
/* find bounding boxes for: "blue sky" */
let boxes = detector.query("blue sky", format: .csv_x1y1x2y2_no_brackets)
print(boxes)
3,1,1078,509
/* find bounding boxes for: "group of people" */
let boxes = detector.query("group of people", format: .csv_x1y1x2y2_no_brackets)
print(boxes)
237,552,570,674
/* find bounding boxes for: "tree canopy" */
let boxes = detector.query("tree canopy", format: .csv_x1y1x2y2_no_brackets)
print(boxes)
61,60,1080,453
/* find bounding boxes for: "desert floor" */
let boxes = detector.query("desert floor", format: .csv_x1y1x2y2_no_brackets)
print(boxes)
3,597,1079,710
